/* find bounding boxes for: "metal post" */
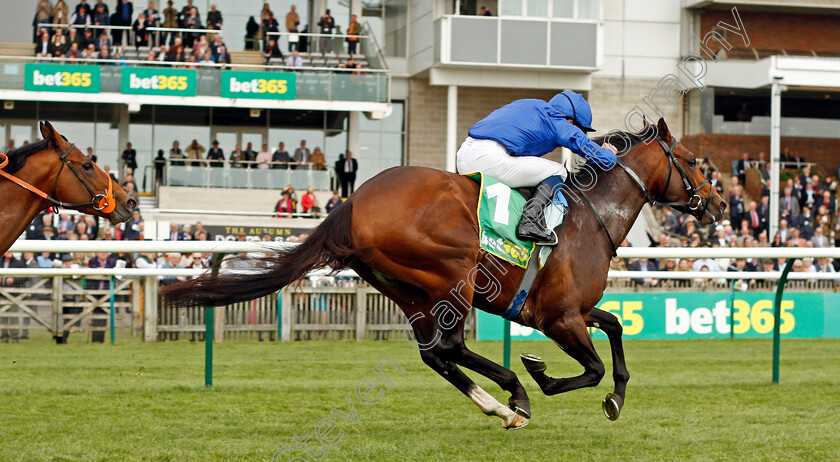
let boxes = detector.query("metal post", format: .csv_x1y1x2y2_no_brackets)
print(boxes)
205,306,214,388
503,319,511,369
729,279,736,340
109,276,115,345
773,258,794,384
446,85,458,173
769,76,784,239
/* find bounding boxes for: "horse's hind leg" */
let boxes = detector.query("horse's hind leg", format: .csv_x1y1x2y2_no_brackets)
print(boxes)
521,314,606,396
586,307,630,420
409,324,529,430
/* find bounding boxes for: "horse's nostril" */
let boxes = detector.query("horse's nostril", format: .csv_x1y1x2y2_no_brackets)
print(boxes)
720,201,727,210
127,199,137,210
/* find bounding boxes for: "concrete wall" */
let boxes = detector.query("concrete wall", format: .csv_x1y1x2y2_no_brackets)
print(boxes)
588,76,684,139
157,186,333,214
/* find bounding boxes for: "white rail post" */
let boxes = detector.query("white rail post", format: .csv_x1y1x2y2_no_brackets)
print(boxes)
214,304,225,343
143,276,158,342
355,287,367,341
51,275,62,342
280,288,292,342
769,77,784,240
131,278,141,337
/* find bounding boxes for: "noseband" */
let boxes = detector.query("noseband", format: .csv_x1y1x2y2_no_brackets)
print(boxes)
0,143,116,214
572,133,715,256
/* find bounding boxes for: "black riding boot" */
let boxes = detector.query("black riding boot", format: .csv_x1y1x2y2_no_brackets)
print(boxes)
516,182,555,243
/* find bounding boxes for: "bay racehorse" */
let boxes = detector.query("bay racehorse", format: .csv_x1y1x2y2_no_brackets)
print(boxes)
0,121,136,254
163,118,725,429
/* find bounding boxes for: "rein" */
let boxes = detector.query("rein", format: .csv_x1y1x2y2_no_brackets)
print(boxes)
0,143,116,214
574,133,714,257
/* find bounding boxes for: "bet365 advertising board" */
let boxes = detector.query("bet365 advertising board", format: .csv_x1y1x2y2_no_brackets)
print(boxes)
477,292,840,340
25,63,100,93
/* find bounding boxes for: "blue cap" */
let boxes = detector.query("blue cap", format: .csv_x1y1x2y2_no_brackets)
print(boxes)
549,90,595,133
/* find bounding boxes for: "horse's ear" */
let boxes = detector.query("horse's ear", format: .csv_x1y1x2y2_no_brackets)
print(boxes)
39,120,56,143
656,118,672,142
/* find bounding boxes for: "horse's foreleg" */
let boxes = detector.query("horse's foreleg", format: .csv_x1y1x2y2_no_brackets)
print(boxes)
418,348,528,430
521,315,606,396
586,307,629,420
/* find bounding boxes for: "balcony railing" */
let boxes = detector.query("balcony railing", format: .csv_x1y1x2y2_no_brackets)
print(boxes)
164,161,332,191
435,15,601,70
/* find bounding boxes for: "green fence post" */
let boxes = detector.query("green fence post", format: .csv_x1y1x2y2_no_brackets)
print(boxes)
503,319,511,369
773,258,795,384
109,276,115,345
729,279,736,340
205,306,214,388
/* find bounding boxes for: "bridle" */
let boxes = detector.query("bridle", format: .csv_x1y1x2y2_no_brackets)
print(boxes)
0,143,116,214
572,132,715,256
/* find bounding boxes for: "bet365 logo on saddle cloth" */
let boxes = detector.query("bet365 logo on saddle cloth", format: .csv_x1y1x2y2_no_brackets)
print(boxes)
465,173,535,268
25,63,100,93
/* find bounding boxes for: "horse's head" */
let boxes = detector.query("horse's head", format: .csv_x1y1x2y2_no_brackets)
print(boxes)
38,121,136,224
629,118,726,225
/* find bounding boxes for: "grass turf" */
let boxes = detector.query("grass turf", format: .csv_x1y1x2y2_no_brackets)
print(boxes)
0,333,838,461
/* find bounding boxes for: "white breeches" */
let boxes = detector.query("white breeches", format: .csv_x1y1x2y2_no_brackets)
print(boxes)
455,137,567,188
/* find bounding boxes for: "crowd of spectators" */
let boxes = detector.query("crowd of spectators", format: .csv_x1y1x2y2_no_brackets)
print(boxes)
620,152,840,287
33,1,367,69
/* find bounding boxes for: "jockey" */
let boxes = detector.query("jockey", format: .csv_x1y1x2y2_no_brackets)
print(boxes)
456,90,619,243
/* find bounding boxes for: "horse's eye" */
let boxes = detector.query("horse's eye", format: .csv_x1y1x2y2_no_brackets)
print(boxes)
83,162,94,170
687,159,696,168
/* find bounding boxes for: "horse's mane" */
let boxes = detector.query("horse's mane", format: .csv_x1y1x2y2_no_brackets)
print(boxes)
567,126,655,184
2,139,51,174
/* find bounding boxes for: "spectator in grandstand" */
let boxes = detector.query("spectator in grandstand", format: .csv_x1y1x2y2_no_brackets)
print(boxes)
271,142,291,169
35,30,52,59
340,151,358,197
160,253,186,285
480,6,493,15
244,142,256,168
169,140,185,166
110,0,133,46
66,27,80,48
255,144,271,169
50,28,69,56
627,257,658,287
325,191,342,213
145,49,157,62
81,27,96,49
183,7,201,46
206,4,222,30
728,185,744,229
229,144,245,168
95,30,110,51
93,0,108,14
185,139,206,166
215,45,230,66
153,149,166,186
310,200,322,218
293,140,310,170
317,9,335,56
286,5,300,51
285,49,303,68
746,201,763,238
121,142,137,172
161,0,177,46
709,170,724,196
193,35,210,58
197,49,214,64
274,191,294,218
207,140,224,167
300,187,316,214
141,1,158,24
52,0,70,26
819,190,835,217
735,152,751,185
261,12,280,51
92,2,109,26
799,205,815,239
133,12,151,48
310,147,326,170
166,223,184,241
339,57,362,71
262,38,283,64
71,1,92,26
812,226,829,247
97,44,114,63
103,165,117,181
346,15,361,55
245,16,260,50
123,181,139,201
35,0,54,40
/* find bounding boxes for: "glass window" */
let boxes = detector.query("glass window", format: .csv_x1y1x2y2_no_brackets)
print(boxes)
551,0,574,18
384,0,408,57
527,0,548,17
578,0,599,19
10,124,35,148
500,0,523,16
324,130,347,168
94,122,119,175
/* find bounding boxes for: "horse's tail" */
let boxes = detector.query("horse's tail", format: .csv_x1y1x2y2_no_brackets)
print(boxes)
161,202,356,307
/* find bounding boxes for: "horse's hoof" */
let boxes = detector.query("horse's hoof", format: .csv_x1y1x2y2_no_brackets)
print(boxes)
509,399,531,419
503,413,529,430
520,353,546,373
602,393,624,421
